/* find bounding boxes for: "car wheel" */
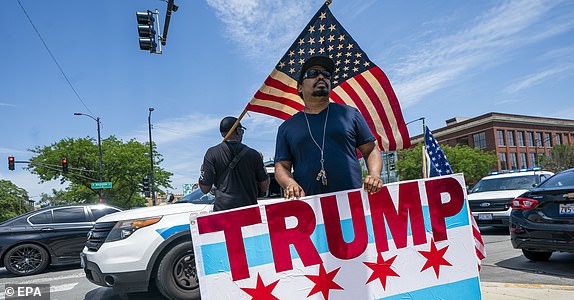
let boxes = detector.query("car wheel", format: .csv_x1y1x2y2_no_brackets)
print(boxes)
155,242,200,300
3,243,50,276
522,249,552,261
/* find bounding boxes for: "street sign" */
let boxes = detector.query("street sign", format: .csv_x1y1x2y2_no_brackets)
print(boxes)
91,182,112,189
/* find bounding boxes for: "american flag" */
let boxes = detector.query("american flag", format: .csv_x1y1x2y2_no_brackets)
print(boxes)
246,3,410,151
424,126,487,264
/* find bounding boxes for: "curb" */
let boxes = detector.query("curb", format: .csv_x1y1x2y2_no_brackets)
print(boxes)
481,282,574,300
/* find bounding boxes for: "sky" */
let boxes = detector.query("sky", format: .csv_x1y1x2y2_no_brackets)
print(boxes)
1,0,573,201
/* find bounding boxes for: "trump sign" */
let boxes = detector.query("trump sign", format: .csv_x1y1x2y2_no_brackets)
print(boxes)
190,174,481,299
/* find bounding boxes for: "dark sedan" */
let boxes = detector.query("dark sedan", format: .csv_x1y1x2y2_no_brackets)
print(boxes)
510,168,574,261
0,204,121,276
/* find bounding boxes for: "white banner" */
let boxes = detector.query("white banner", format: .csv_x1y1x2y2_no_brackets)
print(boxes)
190,174,481,299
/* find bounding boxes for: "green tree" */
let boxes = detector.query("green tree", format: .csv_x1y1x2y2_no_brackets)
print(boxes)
539,144,574,173
27,136,173,209
396,143,497,186
0,180,33,222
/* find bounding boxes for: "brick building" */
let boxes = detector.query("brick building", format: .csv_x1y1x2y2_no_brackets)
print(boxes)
410,112,574,171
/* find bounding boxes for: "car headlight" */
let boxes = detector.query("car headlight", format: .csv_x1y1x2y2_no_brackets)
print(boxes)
105,216,162,242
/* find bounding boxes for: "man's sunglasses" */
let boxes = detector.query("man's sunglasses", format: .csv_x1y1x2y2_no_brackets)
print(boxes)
302,69,332,80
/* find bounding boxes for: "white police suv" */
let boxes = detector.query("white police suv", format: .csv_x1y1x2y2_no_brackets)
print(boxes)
468,168,553,228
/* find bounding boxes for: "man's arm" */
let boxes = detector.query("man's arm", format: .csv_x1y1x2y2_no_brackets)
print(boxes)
274,161,305,199
258,178,270,196
358,141,383,194
199,183,212,194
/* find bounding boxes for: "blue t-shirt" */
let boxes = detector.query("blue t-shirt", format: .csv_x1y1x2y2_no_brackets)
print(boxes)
274,103,376,195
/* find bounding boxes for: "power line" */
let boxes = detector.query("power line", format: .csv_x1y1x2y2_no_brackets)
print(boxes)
16,0,94,115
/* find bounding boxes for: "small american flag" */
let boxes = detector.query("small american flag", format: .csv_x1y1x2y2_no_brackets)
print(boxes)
246,3,410,151
424,126,487,265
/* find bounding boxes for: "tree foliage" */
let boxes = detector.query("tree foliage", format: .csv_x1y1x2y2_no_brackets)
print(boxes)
539,144,574,173
0,180,33,222
28,136,173,209
396,143,497,186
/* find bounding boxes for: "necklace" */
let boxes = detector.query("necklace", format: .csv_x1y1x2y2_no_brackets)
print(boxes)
303,104,329,186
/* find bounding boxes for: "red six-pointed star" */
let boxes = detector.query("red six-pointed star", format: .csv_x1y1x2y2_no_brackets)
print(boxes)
240,273,280,300
305,264,344,300
363,253,400,290
418,239,452,278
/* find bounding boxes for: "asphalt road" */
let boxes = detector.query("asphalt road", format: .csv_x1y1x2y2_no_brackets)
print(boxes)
1,226,572,300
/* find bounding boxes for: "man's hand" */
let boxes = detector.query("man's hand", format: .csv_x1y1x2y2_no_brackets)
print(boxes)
363,175,383,194
284,182,305,199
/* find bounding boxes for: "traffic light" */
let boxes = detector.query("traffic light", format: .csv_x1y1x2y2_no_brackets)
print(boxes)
136,10,157,53
8,156,15,171
143,176,150,197
62,159,68,174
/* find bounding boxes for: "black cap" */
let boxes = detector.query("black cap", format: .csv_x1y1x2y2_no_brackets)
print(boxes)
220,116,246,134
297,56,335,85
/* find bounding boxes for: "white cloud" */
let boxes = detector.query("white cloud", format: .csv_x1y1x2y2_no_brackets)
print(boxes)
0,102,16,107
206,0,316,67
390,0,572,106
504,65,573,94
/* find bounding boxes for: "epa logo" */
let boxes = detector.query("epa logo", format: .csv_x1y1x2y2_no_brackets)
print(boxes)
4,284,50,300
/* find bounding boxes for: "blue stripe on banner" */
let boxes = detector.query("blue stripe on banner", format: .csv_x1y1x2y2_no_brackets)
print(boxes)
156,224,189,240
201,202,470,275
378,276,481,300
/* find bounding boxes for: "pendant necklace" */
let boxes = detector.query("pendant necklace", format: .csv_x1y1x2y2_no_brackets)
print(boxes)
303,104,329,186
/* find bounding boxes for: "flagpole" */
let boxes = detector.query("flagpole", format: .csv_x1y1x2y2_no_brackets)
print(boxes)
422,118,427,178
325,0,332,6
223,108,248,141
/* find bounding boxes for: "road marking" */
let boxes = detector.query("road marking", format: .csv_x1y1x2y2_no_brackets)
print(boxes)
1,272,85,285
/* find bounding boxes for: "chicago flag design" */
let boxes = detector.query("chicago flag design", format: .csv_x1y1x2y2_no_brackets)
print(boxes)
190,174,481,300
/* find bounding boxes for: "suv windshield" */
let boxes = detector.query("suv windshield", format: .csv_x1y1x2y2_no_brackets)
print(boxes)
538,171,574,188
175,188,215,204
470,175,537,193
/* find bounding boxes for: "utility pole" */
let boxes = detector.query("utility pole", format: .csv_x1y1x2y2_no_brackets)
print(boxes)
148,107,157,206
74,112,104,202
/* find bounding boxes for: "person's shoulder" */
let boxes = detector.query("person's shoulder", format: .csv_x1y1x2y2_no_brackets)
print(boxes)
278,111,304,129
331,102,358,113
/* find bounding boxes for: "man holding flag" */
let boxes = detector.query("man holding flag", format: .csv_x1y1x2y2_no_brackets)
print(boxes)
274,55,383,199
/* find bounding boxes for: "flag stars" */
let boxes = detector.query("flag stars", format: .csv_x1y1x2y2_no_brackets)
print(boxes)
309,37,315,44
309,48,316,55
319,36,325,43
328,54,334,59
335,60,341,65
288,59,295,65
328,35,335,42
336,52,342,58
338,34,345,41
319,12,327,20
319,48,325,54
355,53,362,58
347,44,354,50
364,254,400,290
345,52,352,57
298,38,305,46
308,25,315,33
343,66,349,71
352,67,359,72
278,61,285,68
298,58,305,64
337,44,344,50
354,60,360,65
418,239,452,278
344,59,350,64
240,273,280,300
298,48,305,55
363,61,371,67
335,67,340,72
327,45,334,52
329,24,336,31
319,24,326,32
289,67,295,74
342,73,348,78
305,264,344,300
288,50,295,57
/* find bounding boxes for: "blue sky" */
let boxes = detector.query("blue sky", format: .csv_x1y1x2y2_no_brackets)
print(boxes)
1,0,573,201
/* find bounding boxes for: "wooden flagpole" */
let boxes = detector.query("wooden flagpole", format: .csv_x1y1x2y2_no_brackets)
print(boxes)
421,119,427,178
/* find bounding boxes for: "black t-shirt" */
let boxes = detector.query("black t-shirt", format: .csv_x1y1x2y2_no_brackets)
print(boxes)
199,141,268,211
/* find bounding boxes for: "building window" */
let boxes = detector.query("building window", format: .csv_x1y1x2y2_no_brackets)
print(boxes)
527,132,534,147
507,131,515,147
457,137,469,146
517,131,525,147
473,132,486,149
497,130,505,146
530,153,536,167
556,134,562,146
509,153,518,170
536,132,543,147
520,153,527,169
499,152,508,170
545,132,552,147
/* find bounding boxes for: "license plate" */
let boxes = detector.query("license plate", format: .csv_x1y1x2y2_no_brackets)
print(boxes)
559,203,574,215
80,253,86,268
478,213,493,220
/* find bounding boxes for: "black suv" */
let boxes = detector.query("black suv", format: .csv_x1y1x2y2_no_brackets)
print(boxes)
0,204,121,276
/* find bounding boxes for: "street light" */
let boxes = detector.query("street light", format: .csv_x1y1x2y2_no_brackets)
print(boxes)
74,112,104,203
148,107,157,206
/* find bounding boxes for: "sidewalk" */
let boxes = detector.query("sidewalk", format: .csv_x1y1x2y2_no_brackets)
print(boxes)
481,282,574,300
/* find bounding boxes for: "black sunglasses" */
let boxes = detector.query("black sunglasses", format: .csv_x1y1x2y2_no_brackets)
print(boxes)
302,69,332,80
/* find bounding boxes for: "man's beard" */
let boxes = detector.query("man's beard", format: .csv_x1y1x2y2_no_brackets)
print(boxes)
312,87,330,97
